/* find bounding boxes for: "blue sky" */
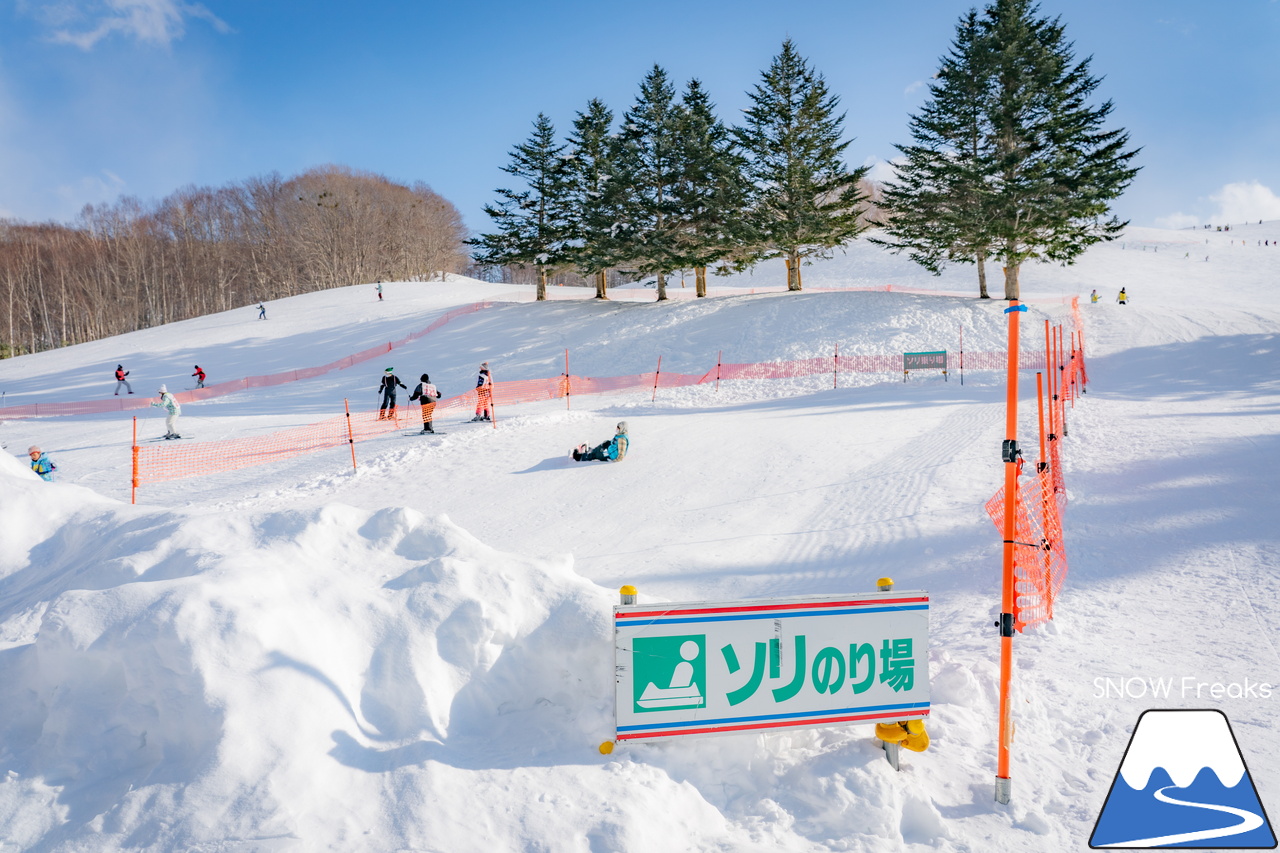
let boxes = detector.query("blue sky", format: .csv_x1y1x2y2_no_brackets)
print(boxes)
3,0,1279,236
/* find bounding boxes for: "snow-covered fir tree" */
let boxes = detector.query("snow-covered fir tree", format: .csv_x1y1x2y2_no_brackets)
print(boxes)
887,0,1139,300
734,39,868,292
564,98,616,299
670,79,750,298
470,113,573,301
608,65,684,301
875,10,999,298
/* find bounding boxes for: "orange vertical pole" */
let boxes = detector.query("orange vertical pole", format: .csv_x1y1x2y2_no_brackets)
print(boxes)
1036,373,1047,472
1056,326,1068,437
565,348,571,410
344,399,357,470
1069,332,1077,407
996,299,1025,804
1044,320,1056,439
652,356,662,402
834,343,839,388
131,416,139,504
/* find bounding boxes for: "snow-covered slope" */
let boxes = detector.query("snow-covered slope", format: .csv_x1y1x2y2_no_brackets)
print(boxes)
1,223,1278,851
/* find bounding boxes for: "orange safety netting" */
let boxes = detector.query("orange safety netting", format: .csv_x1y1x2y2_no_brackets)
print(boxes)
983,301,1087,630
984,438,1068,630
6,300,497,419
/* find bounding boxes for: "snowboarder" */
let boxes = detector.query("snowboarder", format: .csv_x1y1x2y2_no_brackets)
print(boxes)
257,303,267,320
408,373,441,433
114,364,134,395
1117,288,1128,305
376,282,383,302
471,362,493,422
572,421,629,462
1089,289,1099,304
378,368,407,420
150,385,182,438
28,445,56,481
192,365,206,388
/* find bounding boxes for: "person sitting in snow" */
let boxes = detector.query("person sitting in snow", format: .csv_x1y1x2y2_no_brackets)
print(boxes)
150,385,182,439
1089,289,1099,304
573,421,629,462
28,445,56,481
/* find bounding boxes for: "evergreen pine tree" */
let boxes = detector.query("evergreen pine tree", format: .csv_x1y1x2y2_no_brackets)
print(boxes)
980,0,1139,299
608,65,684,301
564,98,616,299
671,79,749,298
875,10,999,297
470,113,573,301
735,39,869,291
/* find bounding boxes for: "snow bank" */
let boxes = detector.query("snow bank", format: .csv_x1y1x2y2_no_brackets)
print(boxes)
0,461,623,850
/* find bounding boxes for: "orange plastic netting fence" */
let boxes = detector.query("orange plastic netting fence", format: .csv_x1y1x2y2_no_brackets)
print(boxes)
6,301,497,419
983,300,1087,630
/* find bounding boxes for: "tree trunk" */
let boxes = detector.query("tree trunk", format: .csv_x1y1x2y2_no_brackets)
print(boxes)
977,255,990,299
656,270,668,301
787,250,802,291
595,269,608,299
696,266,707,298
537,267,547,301
1003,263,1020,300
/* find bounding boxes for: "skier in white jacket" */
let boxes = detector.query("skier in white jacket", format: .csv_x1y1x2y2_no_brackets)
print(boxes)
150,385,182,439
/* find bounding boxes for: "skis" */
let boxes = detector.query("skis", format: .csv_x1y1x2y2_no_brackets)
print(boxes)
147,434,189,441
403,431,446,436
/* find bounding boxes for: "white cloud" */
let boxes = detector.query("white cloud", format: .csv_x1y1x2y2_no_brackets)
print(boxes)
1209,181,1280,224
35,0,230,50
1153,181,1280,230
904,80,926,96
1153,212,1200,230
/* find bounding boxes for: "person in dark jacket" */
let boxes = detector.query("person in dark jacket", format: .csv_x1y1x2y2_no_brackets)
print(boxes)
378,368,407,420
573,421,629,462
409,373,441,433
114,365,133,395
192,365,206,388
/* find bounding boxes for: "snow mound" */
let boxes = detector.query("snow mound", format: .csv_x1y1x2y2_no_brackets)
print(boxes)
0,464,617,850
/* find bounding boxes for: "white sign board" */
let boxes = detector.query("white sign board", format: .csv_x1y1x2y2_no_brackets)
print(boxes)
614,591,929,742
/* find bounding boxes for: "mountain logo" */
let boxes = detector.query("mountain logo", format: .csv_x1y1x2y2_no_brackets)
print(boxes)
1090,709,1276,849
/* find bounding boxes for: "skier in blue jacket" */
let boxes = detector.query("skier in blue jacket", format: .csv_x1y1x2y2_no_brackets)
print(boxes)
573,422,629,462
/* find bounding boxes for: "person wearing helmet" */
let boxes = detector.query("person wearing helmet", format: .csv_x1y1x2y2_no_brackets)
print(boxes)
28,445,56,481
573,421,629,462
150,385,182,438
192,365,206,388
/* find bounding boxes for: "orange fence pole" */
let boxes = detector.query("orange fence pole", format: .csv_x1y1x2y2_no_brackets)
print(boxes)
1036,373,1047,474
996,299,1026,805
1057,326,1068,437
344,399,357,470
834,343,839,388
652,356,662,402
1044,320,1056,440
565,348,571,410
131,416,139,504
